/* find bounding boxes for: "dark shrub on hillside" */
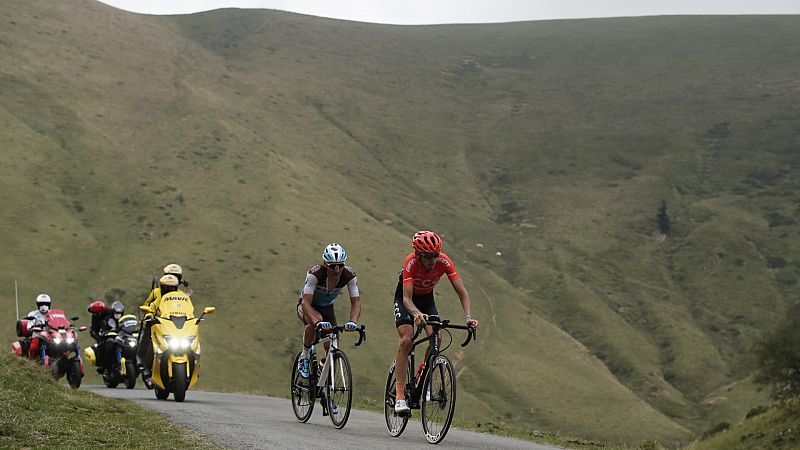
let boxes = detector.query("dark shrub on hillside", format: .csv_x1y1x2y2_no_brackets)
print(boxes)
753,304,800,401
745,405,769,419
701,421,730,438
766,256,787,269
657,200,671,234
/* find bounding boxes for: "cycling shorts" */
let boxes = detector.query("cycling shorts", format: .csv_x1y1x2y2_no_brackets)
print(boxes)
393,275,439,327
296,299,337,326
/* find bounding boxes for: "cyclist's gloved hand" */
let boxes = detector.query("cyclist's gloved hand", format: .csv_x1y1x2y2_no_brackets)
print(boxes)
344,321,357,331
316,321,333,330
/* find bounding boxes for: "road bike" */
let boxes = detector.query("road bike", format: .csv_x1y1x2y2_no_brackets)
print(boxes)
290,324,366,428
384,317,476,444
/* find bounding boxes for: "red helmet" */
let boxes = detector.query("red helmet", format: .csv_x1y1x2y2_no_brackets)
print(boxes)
88,300,107,314
412,231,442,253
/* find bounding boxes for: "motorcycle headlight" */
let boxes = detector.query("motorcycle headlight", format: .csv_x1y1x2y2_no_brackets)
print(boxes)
164,336,195,351
165,336,184,350
54,337,63,345
128,340,136,347
66,337,75,344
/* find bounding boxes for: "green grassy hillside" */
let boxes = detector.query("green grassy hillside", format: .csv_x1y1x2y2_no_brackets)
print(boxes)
0,352,218,447
688,399,800,450
2,0,799,444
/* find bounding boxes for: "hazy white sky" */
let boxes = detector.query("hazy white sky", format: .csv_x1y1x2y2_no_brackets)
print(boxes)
98,0,800,24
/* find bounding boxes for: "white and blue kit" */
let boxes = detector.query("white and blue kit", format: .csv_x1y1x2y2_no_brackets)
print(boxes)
301,264,359,307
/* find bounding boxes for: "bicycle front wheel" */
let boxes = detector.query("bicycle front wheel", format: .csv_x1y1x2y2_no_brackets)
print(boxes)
290,351,315,422
384,359,410,437
326,349,353,429
421,354,456,444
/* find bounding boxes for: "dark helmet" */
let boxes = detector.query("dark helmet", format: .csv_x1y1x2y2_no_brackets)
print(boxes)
111,301,125,318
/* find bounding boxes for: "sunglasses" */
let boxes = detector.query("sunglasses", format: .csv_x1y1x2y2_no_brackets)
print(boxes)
417,252,440,260
327,263,345,269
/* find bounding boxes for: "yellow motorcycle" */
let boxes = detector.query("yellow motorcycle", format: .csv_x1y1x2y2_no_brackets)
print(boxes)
139,292,215,402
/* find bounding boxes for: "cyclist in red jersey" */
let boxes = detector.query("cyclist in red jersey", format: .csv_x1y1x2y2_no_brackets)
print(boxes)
392,230,479,415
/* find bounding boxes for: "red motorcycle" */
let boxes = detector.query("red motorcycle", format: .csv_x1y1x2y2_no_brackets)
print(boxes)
12,310,86,388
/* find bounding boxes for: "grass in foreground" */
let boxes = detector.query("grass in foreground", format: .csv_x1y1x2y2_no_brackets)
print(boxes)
0,352,220,449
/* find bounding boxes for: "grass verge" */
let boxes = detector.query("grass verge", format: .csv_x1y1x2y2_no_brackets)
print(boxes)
0,351,220,448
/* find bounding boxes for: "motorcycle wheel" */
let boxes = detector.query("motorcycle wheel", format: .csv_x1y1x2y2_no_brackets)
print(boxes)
155,387,169,400
103,370,119,388
51,358,65,380
173,363,187,402
67,358,82,389
124,361,137,389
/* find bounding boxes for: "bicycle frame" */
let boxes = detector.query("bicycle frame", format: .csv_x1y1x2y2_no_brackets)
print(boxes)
310,325,366,390
315,333,340,389
291,324,365,426
384,316,476,443
404,319,475,407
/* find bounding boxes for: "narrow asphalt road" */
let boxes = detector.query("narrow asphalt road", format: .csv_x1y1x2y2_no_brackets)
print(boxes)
85,386,561,449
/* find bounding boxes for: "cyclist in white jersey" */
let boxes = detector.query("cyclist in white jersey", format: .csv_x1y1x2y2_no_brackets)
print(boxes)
295,243,362,378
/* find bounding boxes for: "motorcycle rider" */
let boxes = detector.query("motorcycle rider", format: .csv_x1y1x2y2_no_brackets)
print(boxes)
138,274,181,384
296,243,362,380
25,294,53,361
137,264,185,373
87,300,125,374
143,264,189,308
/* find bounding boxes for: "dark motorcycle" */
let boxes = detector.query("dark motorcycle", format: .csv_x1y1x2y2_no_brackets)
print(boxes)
84,314,139,389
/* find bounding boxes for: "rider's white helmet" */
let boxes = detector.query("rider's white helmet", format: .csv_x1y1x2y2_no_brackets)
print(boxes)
36,293,51,313
322,243,347,264
159,274,179,287
163,263,183,276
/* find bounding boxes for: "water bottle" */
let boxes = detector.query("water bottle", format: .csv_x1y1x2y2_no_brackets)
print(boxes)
414,362,425,383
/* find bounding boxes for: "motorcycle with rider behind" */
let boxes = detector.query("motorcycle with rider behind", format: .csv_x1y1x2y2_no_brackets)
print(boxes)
12,294,86,388
84,300,139,388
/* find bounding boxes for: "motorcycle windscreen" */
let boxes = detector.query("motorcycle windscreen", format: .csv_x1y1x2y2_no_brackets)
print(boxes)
118,316,138,333
158,292,195,319
44,310,71,328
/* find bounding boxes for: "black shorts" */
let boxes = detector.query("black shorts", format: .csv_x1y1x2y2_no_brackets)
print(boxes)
393,276,439,327
296,299,337,326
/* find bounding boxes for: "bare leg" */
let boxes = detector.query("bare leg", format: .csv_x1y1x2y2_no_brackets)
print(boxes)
395,324,414,401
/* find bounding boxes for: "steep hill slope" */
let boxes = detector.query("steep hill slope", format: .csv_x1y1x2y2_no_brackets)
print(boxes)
2,0,799,444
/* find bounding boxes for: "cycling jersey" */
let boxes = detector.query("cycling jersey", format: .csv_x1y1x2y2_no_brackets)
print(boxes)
401,252,460,295
301,264,359,307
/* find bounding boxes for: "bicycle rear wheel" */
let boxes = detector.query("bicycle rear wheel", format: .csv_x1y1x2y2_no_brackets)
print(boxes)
326,350,353,429
290,351,315,422
421,355,456,444
384,359,410,437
